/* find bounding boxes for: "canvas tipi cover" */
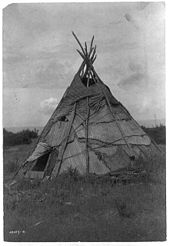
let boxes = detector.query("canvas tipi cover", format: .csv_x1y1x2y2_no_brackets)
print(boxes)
20,33,156,179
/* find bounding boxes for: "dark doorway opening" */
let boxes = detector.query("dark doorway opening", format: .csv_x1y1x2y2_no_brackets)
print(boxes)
32,152,50,171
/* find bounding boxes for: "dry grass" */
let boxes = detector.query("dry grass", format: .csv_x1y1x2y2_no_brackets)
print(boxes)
3,144,166,242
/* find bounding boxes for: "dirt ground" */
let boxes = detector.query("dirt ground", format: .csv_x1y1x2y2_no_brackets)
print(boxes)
3,144,166,242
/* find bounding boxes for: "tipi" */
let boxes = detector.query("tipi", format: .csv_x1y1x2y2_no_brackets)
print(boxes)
20,33,158,179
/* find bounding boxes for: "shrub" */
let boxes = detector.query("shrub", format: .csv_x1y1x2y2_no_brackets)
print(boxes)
3,128,39,147
141,124,166,144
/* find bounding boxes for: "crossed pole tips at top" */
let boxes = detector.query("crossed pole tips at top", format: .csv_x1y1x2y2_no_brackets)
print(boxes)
72,31,97,64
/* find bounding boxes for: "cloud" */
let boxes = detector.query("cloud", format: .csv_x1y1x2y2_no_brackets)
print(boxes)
40,97,58,115
118,72,146,89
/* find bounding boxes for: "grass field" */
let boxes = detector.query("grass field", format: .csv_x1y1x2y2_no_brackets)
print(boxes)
3,143,166,242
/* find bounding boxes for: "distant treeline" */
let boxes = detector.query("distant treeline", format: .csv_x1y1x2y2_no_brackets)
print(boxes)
3,128,39,146
141,124,166,144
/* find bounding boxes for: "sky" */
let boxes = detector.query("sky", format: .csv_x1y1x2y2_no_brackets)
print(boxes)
3,2,165,127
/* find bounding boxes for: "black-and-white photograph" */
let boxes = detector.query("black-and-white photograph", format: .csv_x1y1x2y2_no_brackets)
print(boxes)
3,2,166,242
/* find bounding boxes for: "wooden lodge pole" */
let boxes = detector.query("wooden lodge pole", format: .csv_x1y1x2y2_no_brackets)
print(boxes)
51,103,77,177
85,72,90,174
72,32,98,174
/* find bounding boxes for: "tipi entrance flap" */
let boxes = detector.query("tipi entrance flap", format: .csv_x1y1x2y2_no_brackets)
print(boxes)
26,142,51,162
25,148,59,179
